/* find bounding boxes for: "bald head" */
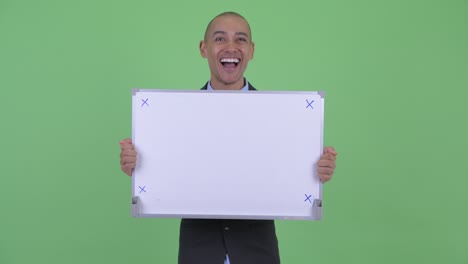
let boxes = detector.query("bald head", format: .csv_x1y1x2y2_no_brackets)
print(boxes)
204,12,252,42
199,11,255,90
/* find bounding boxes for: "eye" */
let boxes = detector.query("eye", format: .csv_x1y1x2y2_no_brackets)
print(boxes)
215,37,225,42
238,37,247,43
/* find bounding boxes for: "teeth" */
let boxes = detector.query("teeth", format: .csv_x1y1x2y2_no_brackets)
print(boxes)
220,58,240,63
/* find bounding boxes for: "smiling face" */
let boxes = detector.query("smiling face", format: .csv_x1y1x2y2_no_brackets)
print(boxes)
200,14,255,90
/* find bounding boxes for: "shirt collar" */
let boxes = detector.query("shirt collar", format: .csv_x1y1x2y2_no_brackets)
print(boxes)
207,79,249,91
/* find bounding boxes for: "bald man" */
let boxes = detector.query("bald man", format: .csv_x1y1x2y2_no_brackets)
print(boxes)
119,12,338,264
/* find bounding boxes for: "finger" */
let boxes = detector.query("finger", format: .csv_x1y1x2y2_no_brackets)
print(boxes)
120,156,137,165
317,159,336,169
119,138,132,145
323,146,338,156
119,140,134,150
120,144,135,152
120,149,137,158
122,167,133,177
318,173,332,183
320,152,336,162
121,163,136,176
120,150,137,165
317,166,335,176
122,162,136,171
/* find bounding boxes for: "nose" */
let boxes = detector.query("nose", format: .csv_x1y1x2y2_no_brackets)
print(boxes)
225,40,239,51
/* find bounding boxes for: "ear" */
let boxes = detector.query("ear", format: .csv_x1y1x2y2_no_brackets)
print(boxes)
250,42,255,60
200,40,207,58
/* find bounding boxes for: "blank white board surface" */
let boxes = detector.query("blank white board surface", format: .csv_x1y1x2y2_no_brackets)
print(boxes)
131,89,325,220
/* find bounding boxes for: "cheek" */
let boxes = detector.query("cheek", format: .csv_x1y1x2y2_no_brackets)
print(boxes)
243,48,254,60
209,56,218,66
208,51,219,63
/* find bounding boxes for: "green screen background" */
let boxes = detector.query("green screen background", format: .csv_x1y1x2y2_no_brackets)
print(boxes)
1,0,467,263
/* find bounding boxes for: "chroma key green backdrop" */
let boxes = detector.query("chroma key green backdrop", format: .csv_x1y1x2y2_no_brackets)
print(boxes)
1,0,467,263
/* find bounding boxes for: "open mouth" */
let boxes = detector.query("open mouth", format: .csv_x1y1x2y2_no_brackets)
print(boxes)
220,58,240,69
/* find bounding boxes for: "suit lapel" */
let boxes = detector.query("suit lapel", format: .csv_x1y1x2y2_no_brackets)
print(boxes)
200,81,256,90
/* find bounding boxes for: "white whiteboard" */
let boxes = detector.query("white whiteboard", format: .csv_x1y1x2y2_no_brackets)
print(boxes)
131,89,325,220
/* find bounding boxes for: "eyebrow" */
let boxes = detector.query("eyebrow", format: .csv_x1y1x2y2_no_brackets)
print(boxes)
212,31,250,38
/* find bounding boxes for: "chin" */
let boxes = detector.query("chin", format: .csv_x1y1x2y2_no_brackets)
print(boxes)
220,76,243,85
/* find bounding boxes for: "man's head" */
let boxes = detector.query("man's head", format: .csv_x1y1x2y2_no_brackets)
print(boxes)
200,12,255,90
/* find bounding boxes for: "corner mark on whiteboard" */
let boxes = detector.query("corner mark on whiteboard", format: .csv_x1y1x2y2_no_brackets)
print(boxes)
141,98,149,107
139,186,147,193
304,194,313,204
306,99,314,109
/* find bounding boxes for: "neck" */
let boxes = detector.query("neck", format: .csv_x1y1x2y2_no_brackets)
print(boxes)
210,78,245,90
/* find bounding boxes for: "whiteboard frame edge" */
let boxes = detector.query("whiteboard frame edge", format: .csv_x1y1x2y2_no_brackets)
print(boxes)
131,196,322,220
132,88,324,95
131,89,138,202
130,88,325,220
319,91,325,209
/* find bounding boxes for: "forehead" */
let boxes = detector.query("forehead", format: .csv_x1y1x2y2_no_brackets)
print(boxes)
208,15,251,37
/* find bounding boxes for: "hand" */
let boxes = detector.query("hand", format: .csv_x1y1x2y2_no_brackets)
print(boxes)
119,138,137,176
317,146,338,183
